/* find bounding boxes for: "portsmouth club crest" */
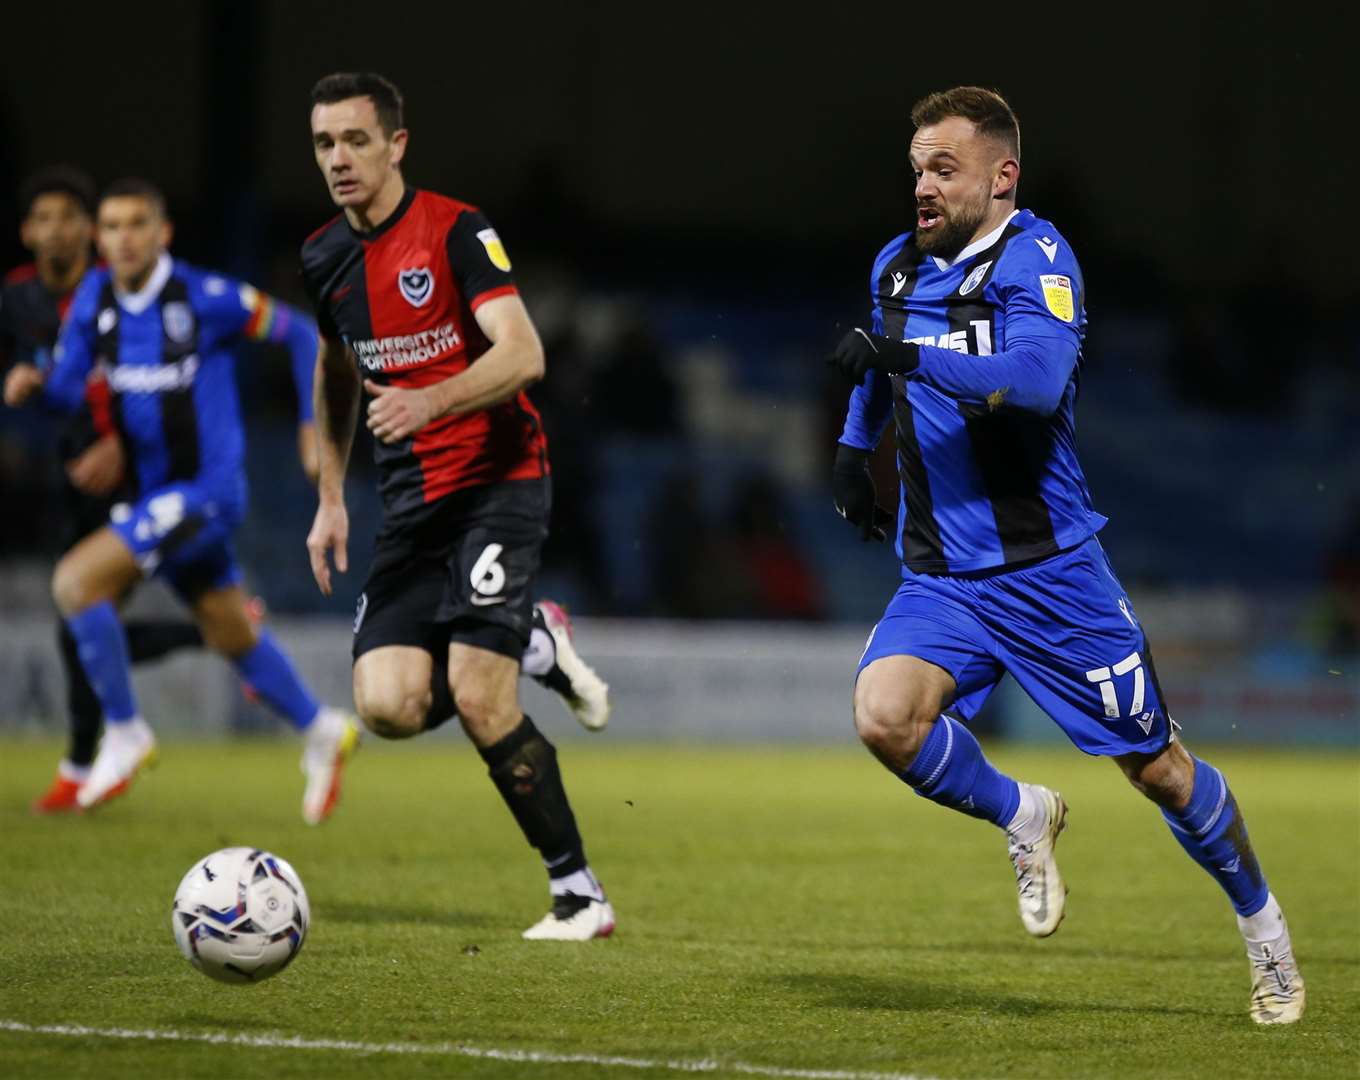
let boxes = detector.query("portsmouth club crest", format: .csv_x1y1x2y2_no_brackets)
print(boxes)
397,266,433,308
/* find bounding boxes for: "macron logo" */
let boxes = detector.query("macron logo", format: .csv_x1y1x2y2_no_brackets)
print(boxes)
890,271,909,296
1035,237,1059,264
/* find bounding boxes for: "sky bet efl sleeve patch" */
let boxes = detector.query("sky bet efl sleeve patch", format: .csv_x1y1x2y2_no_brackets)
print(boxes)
1040,274,1075,322
477,228,512,272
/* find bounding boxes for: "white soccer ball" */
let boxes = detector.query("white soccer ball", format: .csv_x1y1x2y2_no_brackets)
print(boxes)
171,847,309,984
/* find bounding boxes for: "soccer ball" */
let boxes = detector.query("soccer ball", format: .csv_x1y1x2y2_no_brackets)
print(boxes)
171,847,309,984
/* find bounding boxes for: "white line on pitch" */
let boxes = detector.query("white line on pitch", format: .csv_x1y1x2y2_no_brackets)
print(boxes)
0,1019,942,1080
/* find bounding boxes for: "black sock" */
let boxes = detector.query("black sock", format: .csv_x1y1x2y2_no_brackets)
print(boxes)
477,716,587,878
57,621,102,767
125,620,203,663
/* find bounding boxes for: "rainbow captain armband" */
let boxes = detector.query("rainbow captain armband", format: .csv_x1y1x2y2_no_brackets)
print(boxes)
240,284,283,342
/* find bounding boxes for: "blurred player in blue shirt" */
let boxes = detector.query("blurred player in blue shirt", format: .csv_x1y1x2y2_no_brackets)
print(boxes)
1,167,216,813
827,87,1303,1024
4,178,359,824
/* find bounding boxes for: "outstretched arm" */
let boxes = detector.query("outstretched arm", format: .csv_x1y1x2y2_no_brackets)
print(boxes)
306,335,360,596
235,288,322,481
364,293,544,443
829,329,1078,417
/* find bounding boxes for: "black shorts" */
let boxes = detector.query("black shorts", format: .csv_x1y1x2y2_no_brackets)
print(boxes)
352,478,550,663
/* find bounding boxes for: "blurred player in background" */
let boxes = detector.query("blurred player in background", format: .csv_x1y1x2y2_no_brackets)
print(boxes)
301,72,614,939
827,87,1304,1024
1,167,211,813
4,178,360,825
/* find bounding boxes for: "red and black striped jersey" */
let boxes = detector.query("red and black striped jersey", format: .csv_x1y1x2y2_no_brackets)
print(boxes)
300,188,548,526
0,261,114,458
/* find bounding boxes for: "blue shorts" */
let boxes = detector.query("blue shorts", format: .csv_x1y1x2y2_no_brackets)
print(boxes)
110,482,243,601
858,538,1172,756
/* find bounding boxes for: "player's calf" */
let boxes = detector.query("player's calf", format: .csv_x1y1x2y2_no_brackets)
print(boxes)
1118,741,1304,1022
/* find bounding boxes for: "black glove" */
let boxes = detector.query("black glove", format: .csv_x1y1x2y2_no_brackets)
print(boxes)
832,443,894,542
827,328,921,384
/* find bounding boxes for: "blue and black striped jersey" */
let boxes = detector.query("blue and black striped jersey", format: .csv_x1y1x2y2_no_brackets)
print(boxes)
44,254,317,501
840,208,1106,575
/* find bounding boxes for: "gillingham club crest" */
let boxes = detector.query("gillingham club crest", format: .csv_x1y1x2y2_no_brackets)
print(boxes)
397,266,434,308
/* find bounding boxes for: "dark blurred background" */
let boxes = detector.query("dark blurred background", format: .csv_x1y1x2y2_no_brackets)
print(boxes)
1,2,1356,740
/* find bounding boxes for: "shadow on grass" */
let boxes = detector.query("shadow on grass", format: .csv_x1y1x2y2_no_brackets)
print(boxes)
319,900,498,930
767,972,1226,1019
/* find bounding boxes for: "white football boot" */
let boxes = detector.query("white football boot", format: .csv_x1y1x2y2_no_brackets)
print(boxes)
76,718,158,809
300,708,361,826
1242,899,1306,1025
522,893,617,941
1005,784,1068,937
532,600,611,732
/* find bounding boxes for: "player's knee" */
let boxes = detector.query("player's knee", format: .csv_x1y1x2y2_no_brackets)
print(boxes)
1118,742,1194,809
853,685,933,765
353,680,428,740
452,681,517,738
51,556,94,616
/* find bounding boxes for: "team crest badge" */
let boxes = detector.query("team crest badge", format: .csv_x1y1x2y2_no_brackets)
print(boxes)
477,228,512,272
398,267,434,308
959,260,992,297
1040,274,1075,322
162,301,196,343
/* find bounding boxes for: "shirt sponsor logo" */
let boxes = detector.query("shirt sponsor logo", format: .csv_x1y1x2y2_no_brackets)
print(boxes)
907,319,994,356
958,260,992,297
350,321,462,371
477,228,512,273
398,266,434,308
162,301,196,344
1040,274,1074,322
107,354,200,393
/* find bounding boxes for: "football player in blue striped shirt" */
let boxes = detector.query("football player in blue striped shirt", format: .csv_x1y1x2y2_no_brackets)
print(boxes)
827,87,1303,1024
4,178,360,824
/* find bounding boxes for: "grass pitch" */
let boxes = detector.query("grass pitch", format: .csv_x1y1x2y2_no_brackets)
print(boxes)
1,736,1356,1080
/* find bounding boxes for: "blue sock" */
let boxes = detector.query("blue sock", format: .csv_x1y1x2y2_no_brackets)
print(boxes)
64,601,138,724
232,630,321,731
898,715,1020,826
1161,755,1269,916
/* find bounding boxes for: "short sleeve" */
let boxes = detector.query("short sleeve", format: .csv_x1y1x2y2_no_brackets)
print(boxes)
446,209,518,311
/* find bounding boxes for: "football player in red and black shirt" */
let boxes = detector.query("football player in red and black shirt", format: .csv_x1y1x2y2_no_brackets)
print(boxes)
301,72,615,940
1,168,207,812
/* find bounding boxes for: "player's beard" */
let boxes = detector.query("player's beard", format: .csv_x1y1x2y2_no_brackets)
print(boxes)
915,194,988,259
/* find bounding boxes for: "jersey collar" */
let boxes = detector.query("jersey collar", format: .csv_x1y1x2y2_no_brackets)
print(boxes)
350,186,416,244
114,252,174,315
930,209,1020,272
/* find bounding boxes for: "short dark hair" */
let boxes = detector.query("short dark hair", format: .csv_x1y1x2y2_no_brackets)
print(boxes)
311,71,405,135
100,177,169,219
20,166,97,219
911,86,1020,159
